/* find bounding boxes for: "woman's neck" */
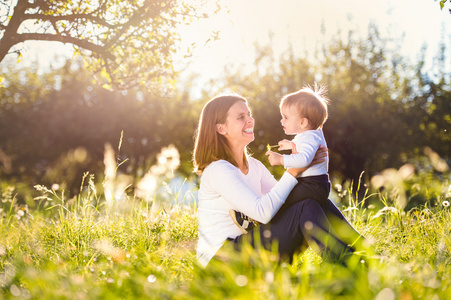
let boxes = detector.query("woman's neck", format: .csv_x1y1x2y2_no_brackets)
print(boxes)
230,146,248,174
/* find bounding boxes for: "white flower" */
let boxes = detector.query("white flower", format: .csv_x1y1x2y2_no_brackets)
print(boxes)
443,200,450,208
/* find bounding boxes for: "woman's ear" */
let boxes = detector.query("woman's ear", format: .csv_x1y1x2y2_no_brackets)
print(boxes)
216,124,227,135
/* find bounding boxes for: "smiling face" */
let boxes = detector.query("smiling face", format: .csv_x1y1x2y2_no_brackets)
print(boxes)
217,101,255,149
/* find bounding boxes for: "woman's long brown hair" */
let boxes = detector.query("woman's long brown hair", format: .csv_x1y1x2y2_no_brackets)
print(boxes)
192,94,249,174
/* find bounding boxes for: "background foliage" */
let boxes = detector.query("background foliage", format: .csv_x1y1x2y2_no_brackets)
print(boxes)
0,24,450,205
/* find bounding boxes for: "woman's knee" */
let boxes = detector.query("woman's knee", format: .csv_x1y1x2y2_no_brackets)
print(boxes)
300,198,323,212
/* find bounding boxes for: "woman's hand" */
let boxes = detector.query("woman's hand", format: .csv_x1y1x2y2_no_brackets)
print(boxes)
286,167,305,178
309,145,328,167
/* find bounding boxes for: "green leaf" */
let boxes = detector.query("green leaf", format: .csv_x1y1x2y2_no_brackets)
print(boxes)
440,0,446,10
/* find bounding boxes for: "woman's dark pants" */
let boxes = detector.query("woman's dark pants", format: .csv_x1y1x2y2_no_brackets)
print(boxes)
231,197,365,264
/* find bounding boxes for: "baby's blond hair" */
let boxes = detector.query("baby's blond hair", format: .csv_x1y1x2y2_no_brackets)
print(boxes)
280,84,329,130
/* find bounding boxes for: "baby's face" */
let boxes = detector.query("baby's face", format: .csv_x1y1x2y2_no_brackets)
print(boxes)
280,106,305,135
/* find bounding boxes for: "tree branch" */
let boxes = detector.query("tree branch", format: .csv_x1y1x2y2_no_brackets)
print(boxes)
104,0,160,48
13,33,114,60
25,13,117,28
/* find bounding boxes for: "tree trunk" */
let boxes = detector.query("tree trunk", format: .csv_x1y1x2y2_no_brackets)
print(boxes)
0,0,28,62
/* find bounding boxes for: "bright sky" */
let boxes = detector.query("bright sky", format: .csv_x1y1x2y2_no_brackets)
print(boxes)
174,0,450,97
11,0,451,96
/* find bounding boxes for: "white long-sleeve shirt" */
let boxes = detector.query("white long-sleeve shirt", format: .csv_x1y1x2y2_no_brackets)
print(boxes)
283,129,328,177
196,157,298,267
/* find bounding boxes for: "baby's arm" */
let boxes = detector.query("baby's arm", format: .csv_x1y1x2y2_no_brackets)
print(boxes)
283,133,320,169
266,150,284,166
278,139,293,151
278,139,298,153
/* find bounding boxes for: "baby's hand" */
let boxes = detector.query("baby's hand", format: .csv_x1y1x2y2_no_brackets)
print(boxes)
278,140,293,151
265,150,284,166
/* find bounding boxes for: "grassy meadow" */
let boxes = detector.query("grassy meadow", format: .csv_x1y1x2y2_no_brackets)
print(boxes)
1,147,450,299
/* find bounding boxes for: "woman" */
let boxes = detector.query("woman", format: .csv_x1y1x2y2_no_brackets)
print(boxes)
193,94,366,267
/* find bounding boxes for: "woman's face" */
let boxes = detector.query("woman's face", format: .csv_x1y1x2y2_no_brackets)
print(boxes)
219,101,255,148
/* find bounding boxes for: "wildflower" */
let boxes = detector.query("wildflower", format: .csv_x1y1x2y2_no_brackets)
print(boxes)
266,144,277,151
34,184,52,193
147,274,157,283
443,200,450,208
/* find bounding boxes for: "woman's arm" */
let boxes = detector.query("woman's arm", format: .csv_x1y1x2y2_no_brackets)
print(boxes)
205,160,298,224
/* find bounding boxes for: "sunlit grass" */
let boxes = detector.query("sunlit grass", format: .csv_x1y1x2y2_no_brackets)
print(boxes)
1,177,450,299
0,182,197,299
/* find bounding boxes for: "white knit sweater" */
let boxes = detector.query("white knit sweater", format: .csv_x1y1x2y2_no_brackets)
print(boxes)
283,129,328,177
196,157,298,267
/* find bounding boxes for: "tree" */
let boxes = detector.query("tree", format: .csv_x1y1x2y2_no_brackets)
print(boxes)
412,42,451,159
0,0,217,89
316,25,419,184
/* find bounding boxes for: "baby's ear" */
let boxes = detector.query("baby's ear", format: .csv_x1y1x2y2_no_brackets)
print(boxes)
300,118,310,129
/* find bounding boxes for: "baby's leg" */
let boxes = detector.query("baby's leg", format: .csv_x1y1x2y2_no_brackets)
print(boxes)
282,175,330,209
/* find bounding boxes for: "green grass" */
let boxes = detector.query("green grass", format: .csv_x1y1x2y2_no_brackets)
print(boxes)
1,177,450,299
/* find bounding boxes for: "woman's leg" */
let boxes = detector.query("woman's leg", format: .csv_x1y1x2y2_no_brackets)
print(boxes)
321,199,370,251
